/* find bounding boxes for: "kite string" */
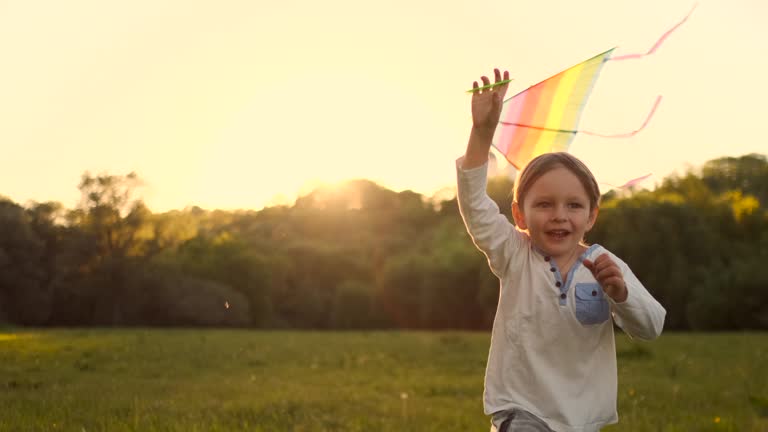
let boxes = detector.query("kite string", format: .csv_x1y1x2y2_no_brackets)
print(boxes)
610,3,698,61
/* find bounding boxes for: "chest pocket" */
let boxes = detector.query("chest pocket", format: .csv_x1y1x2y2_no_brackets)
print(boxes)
574,283,610,325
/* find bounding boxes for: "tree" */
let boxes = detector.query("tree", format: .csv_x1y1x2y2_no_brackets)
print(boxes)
72,172,153,324
0,199,47,324
702,153,768,205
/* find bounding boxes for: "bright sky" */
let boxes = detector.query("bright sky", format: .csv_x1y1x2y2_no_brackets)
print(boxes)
1,0,766,212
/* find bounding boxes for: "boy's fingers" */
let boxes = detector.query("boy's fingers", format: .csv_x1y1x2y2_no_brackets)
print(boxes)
595,267,621,282
594,260,613,274
500,71,510,95
594,253,610,266
583,259,598,277
470,69,510,95
594,254,618,272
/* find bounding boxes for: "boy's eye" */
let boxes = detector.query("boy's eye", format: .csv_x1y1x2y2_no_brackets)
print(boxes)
535,202,551,208
568,202,585,209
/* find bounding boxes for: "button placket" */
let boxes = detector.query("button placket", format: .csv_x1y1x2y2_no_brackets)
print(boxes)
546,256,568,306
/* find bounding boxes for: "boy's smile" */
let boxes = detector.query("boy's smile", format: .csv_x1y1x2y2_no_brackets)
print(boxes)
512,165,598,265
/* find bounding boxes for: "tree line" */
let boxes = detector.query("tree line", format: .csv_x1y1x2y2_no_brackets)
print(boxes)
1,153,766,330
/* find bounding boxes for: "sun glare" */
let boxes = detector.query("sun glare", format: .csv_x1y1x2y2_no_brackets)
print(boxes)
187,67,457,211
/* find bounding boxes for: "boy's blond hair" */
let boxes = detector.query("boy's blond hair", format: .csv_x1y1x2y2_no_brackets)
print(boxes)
513,152,601,211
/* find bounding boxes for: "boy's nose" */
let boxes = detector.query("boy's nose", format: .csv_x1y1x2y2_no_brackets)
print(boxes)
552,206,567,222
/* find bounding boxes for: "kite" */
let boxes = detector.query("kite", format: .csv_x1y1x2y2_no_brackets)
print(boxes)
479,4,696,186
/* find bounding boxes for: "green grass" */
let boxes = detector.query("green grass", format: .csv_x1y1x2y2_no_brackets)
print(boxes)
0,330,766,431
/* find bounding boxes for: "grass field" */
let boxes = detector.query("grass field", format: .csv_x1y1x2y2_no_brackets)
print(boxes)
1,329,766,431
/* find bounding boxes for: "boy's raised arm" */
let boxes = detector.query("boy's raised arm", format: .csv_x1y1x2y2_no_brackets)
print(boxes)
457,68,521,278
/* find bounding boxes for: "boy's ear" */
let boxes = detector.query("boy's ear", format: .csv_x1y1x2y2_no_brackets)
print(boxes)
512,201,527,229
585,207,599,232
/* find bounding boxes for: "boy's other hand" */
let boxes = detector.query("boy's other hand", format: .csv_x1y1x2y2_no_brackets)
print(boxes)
583,254,628,303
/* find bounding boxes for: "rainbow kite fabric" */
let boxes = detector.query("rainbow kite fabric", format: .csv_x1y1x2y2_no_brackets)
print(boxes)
491,4,695,171
493,49,615,169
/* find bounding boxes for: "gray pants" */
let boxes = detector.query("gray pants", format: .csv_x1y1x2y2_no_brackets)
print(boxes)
490,409,556,432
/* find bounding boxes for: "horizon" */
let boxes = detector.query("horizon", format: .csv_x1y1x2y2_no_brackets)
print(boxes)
4,150,763,214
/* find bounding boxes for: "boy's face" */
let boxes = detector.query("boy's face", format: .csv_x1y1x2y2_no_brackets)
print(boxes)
512,165,598,261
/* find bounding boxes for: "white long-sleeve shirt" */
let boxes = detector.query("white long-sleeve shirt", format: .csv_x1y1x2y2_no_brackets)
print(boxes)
456,158,666,432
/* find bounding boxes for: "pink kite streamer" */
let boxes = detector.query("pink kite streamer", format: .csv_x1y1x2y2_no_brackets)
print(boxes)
611,3,698,61
581,95,662,138
618,173,653,189
602,173,653,191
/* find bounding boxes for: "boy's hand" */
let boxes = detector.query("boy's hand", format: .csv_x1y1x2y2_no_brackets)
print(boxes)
471,68,510,133
583,254,628,303
462,68,510,169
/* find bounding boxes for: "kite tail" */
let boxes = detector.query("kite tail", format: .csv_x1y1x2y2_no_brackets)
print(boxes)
601,173,653,190
610,3,697,61
581,95,662,138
